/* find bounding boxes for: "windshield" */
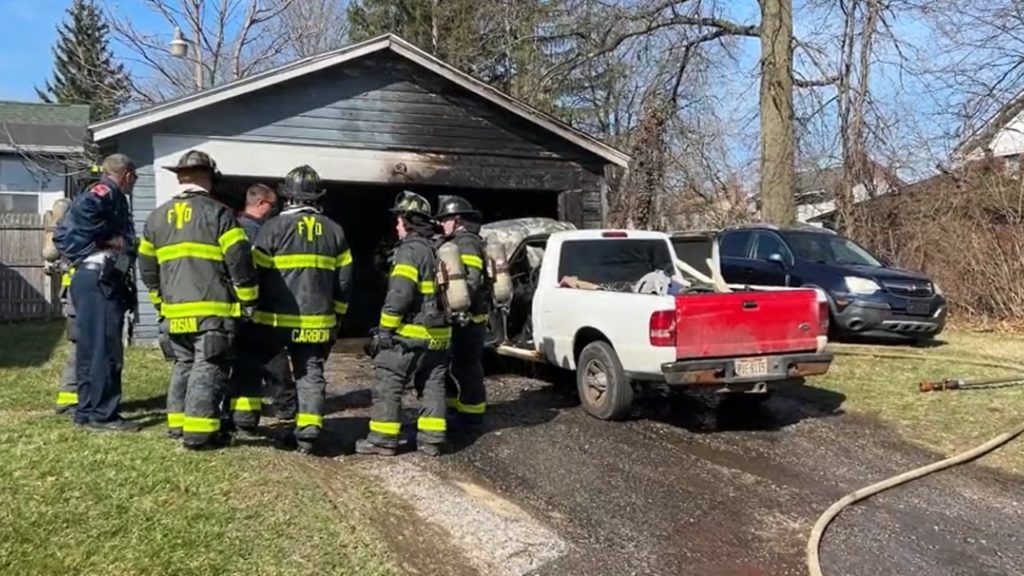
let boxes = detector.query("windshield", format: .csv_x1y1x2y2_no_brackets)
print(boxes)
784,232,883,267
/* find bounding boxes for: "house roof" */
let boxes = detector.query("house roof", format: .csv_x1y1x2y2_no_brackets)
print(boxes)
0,101,90,153
91,34,630,167
954,90,1024,159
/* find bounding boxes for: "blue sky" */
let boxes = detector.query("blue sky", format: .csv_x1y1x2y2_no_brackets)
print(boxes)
0,0,161,101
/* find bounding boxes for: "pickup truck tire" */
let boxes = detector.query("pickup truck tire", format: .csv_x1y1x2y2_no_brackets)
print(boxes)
576,341,633,420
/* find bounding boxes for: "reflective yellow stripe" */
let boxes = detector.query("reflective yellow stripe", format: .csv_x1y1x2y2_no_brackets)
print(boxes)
218,227,247,253
183,416,220,433
446,397,459,409
138,239,156,256
234,284,258,302
334,301,349,315
230,397,262,412
396,324,452,340
156,242,223,264
296,413,323,428
461,254,483,269
391,264,418,282
56,392,78,406
167,412,184,428
61,273,72,287
336,249,353,267
471,313,488,324
252,249,273,268
456,401,486,415
379,312,401,329
417,416,447,433
369,420,401,436
272,254,337,270
419,281,435,295
148,291,163,305
161,301,241,319
252,311,336,329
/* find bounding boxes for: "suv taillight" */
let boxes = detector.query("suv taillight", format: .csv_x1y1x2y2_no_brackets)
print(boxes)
819,300,830,334
649,310,676,347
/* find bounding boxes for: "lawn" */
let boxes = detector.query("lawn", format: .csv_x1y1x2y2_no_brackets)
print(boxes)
817,332,1024,473
0,322,396,576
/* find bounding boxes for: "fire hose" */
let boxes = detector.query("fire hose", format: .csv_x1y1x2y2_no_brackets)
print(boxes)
807,345,1024,576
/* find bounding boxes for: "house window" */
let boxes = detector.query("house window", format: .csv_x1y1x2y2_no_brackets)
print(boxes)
0,192,39,213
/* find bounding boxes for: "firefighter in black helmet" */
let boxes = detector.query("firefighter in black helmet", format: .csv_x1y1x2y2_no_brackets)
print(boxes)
357,191,451,457
138,150,258,448
239,165,352,454
435,195,489,434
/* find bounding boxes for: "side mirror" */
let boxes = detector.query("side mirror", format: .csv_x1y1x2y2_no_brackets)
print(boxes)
767,253,787,268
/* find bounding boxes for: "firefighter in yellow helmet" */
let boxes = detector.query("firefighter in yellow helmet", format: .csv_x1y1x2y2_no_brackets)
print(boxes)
357,191,451,457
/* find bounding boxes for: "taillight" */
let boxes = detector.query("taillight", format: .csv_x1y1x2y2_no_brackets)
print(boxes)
601,231,628,238
649,310,676,347
819,300,830,334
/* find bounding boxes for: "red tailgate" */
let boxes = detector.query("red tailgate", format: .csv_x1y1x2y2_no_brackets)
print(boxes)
674,290,822,358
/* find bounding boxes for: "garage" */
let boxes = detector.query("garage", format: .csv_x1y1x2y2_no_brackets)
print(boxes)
89,34,629,341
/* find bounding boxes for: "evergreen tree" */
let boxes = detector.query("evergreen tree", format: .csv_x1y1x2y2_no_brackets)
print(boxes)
36,0,131,122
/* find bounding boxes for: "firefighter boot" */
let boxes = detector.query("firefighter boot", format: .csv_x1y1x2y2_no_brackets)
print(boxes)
355,438,398,457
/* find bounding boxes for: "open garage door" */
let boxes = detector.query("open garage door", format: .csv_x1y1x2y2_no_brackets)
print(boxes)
214,174,559,336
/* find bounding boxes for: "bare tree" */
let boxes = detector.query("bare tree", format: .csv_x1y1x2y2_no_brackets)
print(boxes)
276,0,348,58
107,0,296,104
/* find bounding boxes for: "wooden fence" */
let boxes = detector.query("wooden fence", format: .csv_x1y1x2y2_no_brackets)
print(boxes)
0,213,60,322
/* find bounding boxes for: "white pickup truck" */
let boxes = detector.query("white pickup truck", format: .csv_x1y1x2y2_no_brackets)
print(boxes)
485,227,833,420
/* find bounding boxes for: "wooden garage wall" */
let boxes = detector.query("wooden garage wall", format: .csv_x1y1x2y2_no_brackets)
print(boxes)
109,52,613,341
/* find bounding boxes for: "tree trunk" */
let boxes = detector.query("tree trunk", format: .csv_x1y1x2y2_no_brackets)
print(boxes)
759,0,795,225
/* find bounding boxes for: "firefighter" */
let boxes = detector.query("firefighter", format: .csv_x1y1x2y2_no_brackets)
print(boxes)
52,154,138,431
357,191,451,457
435,196,489,433
138,150,258,449
246,166,352,454
225,183,296,431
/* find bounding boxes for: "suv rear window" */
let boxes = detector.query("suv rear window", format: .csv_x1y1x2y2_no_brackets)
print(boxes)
558,239,674,285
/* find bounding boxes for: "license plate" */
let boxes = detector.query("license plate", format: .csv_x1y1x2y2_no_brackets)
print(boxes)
735,357,769,378
907,301,930,316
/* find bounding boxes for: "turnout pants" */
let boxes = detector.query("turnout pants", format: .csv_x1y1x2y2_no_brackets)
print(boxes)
56,310,79,411
70,267,126,425
445,323,487,425
229,327,327,441
166,330,234,446
227,327,295,429
369,342,450,448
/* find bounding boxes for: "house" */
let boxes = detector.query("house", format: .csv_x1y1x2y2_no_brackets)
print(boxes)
0,101,90,214
792,159,904,226
954,93,1024,172
89,34,630,342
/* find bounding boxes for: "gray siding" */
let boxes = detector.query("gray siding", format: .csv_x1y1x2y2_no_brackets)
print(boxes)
152,54,591,162
112,51,611,343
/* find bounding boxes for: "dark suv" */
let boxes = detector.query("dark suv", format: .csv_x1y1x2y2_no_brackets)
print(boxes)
713,225,947,341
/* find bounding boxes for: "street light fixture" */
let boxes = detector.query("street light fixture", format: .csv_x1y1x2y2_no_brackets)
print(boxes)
169,27,203,91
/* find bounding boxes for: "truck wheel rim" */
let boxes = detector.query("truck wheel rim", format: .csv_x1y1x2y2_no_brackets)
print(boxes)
583,359,608,404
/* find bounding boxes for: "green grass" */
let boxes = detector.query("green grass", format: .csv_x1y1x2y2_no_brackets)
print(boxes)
815,332,1024,473
0,322,396,576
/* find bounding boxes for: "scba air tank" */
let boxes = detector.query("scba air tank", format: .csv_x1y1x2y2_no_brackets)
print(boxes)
437,241,471,313
41,197,71,262
486,241,513,306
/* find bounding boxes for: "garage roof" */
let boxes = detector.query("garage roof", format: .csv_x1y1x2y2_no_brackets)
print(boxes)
91,34,630,168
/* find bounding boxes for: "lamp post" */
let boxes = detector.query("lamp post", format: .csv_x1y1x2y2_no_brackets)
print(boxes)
170,27,203,91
